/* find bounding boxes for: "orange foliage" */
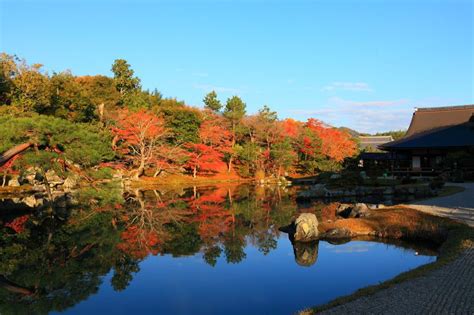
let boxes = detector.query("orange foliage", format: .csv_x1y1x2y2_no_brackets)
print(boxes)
112,109,166,147
116,225,162,259
305,118,357,162
199,117,232,153
185,143,226,177
280,118,301,139
188,188,233,241
112,109,167,177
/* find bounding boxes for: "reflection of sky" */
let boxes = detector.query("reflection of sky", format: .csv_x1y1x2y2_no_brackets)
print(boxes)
57,239,435,315
324,242,376,253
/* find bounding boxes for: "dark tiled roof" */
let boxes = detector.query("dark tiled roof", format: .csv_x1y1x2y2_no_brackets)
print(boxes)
405,104,474,137
380,121,474,150
381,105,474,150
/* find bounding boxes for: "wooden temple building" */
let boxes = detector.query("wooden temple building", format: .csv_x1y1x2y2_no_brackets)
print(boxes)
379,104,474,176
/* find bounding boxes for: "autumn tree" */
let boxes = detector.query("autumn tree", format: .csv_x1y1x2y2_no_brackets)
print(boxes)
203,90,222,112
112,109,167,179
199,115,232,155
305,118,357,163
184,143,225,178
280,118,301,139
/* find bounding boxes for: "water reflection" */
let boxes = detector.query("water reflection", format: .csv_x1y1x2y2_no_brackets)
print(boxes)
293,241,319,267
0,184,437,314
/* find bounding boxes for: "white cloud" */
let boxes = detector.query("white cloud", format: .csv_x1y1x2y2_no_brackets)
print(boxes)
288,97,413,133
193,83,240,94
322,82,373,92
328,96,409,107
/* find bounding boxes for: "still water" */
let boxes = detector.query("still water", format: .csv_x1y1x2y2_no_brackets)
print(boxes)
0,184,436,315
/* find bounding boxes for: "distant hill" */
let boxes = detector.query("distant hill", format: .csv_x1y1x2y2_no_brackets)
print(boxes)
337,128,407,141
338,127,360,138
373,130,406,140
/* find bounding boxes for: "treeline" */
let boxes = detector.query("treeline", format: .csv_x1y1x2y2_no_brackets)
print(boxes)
0,53,358,179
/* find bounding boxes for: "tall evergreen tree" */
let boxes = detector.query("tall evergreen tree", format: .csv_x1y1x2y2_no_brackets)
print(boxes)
203,91,222,112
111,59,141,106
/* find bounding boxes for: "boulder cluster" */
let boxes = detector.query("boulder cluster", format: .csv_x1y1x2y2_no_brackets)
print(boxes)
6,167,80,192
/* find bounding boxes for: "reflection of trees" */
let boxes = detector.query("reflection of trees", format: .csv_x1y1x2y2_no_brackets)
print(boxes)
0,209,135,315
203,245,222,267
117,189,194,259
119,185,298,265
0,184,302,313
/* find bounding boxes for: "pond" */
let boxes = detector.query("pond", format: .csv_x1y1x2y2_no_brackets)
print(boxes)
0,184,436,314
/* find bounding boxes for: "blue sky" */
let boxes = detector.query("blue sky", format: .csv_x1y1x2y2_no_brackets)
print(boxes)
1,0,472,133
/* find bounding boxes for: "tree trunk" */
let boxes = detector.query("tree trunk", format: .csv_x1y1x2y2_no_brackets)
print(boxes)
227,155,233,173
134,150,146,179
0,276,34,296
0,142,32,166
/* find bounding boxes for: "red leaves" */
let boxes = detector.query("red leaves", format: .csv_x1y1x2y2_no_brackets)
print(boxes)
199,118,232,151
112,109,166,146
108,105,356,178
5,215,30,234
184,143,226,177
187,188,233,240
280,118,301,139
0,155,20,174
117,225,162,259
302,118,357,161
112,109,168,177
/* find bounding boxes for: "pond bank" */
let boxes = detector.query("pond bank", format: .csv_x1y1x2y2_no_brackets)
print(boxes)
302,206,474,314
309,240,474,314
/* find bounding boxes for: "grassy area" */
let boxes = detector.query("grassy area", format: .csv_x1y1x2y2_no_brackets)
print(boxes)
301,209,474,314
129,173,252,190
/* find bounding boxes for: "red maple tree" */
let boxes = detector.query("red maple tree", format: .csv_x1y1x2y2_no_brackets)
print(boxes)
184,143,225,178
112,109,167,178
305,118,357,162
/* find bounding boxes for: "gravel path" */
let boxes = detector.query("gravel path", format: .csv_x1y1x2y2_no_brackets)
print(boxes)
319,247,474,314
408,183,474,227
317,183,474,314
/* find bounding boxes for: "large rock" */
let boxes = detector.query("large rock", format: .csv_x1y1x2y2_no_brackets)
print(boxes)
45,170,64,187
294,213,319,242
63,174,80,191
22,195,37,208
322,228,352,239
20,167,43,185
349,203,370,218
8,177,20,187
